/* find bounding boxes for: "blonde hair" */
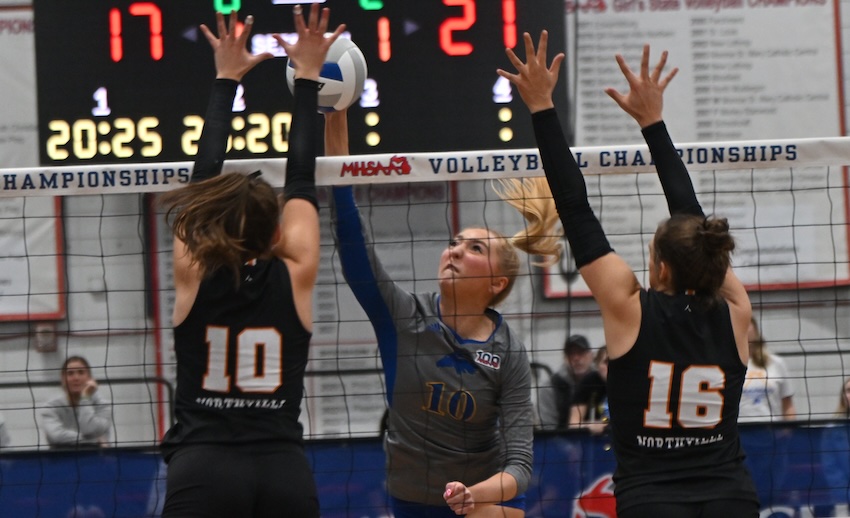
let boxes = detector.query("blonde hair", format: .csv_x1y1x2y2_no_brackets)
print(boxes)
493,177,563,266
483,177,563,307
161,174,280,283
748,317,768,369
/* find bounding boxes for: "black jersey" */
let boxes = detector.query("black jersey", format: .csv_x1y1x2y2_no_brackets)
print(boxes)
161,258,311,458
607,289,758,511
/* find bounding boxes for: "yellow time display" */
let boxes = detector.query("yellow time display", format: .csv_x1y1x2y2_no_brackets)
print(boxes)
181,112,293,156
45,112,294,162
45,117,162,161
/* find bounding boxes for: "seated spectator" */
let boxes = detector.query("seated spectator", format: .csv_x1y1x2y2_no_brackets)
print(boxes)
538,334,595,431
739,317,796,507
40,356,112,448
816,377,850,517
739,317,796,422
569,346,609,435
0,412,10,448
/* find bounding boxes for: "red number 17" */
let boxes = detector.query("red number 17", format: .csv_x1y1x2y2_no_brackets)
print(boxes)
110,2,163,62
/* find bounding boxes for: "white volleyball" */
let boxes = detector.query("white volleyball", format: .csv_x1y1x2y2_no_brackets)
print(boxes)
286,37,368,112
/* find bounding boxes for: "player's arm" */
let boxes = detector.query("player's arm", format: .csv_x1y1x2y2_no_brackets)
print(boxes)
496,344,534,492
327,110,418,329
499,32,641,358
173,12,273,324
719,267,752,364
603,45,700,218
191,12,272,183
271,5,345,329
444,473,519,515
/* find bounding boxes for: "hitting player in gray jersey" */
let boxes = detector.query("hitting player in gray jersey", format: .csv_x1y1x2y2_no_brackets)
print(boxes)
326,110,563,517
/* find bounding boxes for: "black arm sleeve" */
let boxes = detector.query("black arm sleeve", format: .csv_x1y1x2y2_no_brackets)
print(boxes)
532,109,613,269
642,121,704,217
283,78,320,210
191,79,238,183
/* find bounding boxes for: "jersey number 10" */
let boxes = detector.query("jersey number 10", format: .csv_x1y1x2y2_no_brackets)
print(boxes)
203,326,283,393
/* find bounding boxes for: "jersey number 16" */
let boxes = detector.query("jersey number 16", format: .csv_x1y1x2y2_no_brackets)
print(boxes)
644,361,725,429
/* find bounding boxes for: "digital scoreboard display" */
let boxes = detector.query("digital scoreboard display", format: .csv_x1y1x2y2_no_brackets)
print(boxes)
33,0,568,165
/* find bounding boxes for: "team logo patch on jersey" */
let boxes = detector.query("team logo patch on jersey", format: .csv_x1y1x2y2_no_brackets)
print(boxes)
436,352,477,374
474,350,501,370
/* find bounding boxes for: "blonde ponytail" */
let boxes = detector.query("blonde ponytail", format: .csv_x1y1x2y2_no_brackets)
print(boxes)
494,177,563,267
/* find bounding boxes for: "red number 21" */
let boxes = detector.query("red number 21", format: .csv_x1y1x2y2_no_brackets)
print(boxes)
439,0,517,56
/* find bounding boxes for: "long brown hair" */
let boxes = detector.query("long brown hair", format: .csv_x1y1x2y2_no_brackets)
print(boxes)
161,174,280,283
489,177,563,306
654,214,735,308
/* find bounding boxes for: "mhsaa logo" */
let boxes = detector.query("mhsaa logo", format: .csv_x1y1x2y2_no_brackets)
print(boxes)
340,156,412,177
573,474,617,518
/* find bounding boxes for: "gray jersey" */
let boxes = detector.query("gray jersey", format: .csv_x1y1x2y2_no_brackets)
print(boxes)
333,186,533,505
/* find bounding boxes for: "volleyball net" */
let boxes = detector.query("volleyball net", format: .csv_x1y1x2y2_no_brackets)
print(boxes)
0,136,849,515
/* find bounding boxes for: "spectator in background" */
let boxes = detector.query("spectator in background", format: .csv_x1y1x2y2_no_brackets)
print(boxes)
739,317,796,422
40,356,112,448
738,317,795,508
537,334,595,431
815,377,850,517
0,412,10,448
569,346,609,435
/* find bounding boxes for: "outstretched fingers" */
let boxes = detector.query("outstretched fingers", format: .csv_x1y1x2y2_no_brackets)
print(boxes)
523,31,537,64
236,13,254,47
199,11,226,48
649,47,666,83
536,30,549,62
292,3,307,33
659,65,679,91
605,44,676,127
317,5,332,34
496,30,562,113
604,54,630,104
640,43,651,79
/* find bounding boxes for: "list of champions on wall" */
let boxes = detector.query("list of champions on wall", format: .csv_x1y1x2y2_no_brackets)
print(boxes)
569,1,839,145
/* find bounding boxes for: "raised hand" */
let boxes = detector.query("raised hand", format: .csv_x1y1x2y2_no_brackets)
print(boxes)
82,379,99,399
200,11,273,82
497,30,565,113
604,44,679,128
274,4,346,81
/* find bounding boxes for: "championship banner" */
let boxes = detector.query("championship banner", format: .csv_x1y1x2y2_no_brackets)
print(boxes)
1,136,849,197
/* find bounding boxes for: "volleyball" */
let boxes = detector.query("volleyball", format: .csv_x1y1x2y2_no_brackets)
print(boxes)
286,37,368,112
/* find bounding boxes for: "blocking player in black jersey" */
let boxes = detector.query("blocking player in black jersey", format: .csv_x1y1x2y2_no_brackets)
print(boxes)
499,34,759,517
158,6,344,517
